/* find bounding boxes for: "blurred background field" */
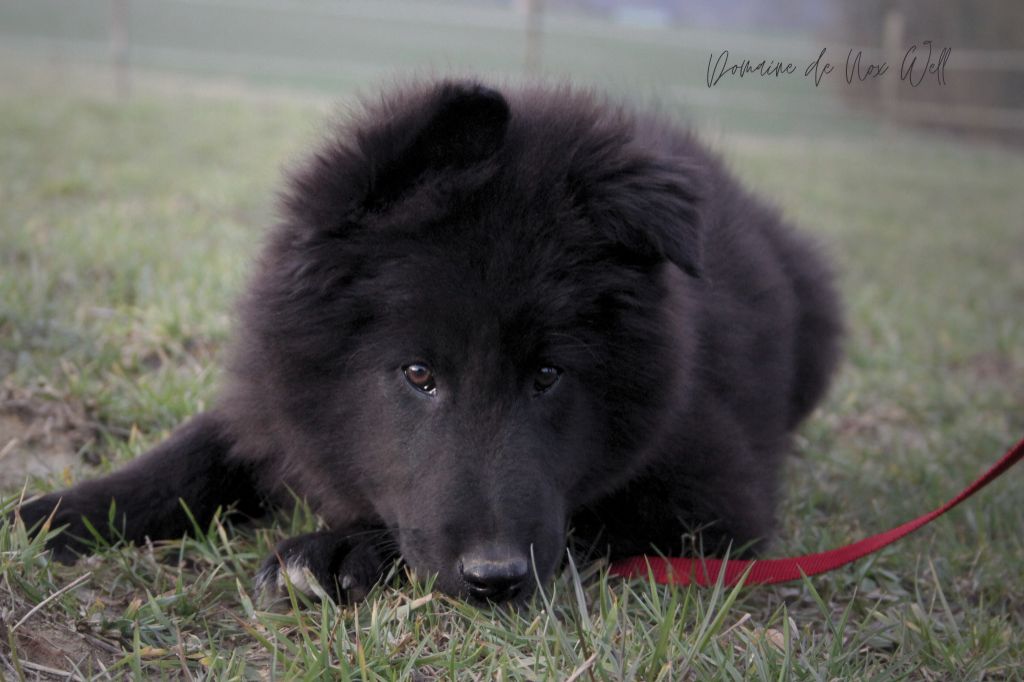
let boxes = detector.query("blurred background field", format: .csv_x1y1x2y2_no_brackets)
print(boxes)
2,0,1022,138
1,1,1023,679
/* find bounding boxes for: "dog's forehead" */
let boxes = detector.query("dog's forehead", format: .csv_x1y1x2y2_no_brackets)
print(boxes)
367,228,600,355
392,238,575,318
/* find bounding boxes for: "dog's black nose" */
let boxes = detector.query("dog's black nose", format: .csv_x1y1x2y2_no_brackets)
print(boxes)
458,550,529,602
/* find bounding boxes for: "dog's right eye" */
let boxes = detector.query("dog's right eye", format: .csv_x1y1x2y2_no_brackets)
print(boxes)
533,366,562,393
403,363,437,396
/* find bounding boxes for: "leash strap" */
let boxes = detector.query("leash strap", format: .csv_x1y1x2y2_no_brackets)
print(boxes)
608,436,1024,587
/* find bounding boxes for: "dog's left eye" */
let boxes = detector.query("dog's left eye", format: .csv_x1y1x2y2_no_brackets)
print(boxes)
534,366,561,393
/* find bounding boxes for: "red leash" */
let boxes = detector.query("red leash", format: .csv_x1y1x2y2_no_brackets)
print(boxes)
609,436,1024,587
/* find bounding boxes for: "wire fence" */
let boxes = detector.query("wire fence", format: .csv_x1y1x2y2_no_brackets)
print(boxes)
2,0,1022,136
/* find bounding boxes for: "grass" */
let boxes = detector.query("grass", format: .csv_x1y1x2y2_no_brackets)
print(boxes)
1,64,1023,680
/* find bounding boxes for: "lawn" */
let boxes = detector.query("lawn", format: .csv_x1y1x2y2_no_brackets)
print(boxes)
1,62,1023,681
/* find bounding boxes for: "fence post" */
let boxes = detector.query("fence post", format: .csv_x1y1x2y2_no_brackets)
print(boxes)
523,0,544,77
881,9,904,116
110,0,131,98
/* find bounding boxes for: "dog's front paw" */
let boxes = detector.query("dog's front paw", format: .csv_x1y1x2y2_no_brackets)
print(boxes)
254,530,394,605
13,493,104,564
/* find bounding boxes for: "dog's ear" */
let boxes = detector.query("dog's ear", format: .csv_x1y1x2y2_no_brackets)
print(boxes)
284,81,510,232
570,147,703,278
357,81,511,211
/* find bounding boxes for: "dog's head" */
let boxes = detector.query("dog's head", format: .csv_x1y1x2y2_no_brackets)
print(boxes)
238,80,703,603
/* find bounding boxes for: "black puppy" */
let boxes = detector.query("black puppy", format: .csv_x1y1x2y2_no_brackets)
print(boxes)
15,80,842,605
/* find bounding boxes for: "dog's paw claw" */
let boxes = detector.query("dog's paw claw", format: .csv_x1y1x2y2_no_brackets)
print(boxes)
253,531,391,605
255,556,319,599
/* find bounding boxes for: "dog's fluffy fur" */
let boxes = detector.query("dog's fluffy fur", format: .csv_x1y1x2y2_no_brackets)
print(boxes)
17,80,842,604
